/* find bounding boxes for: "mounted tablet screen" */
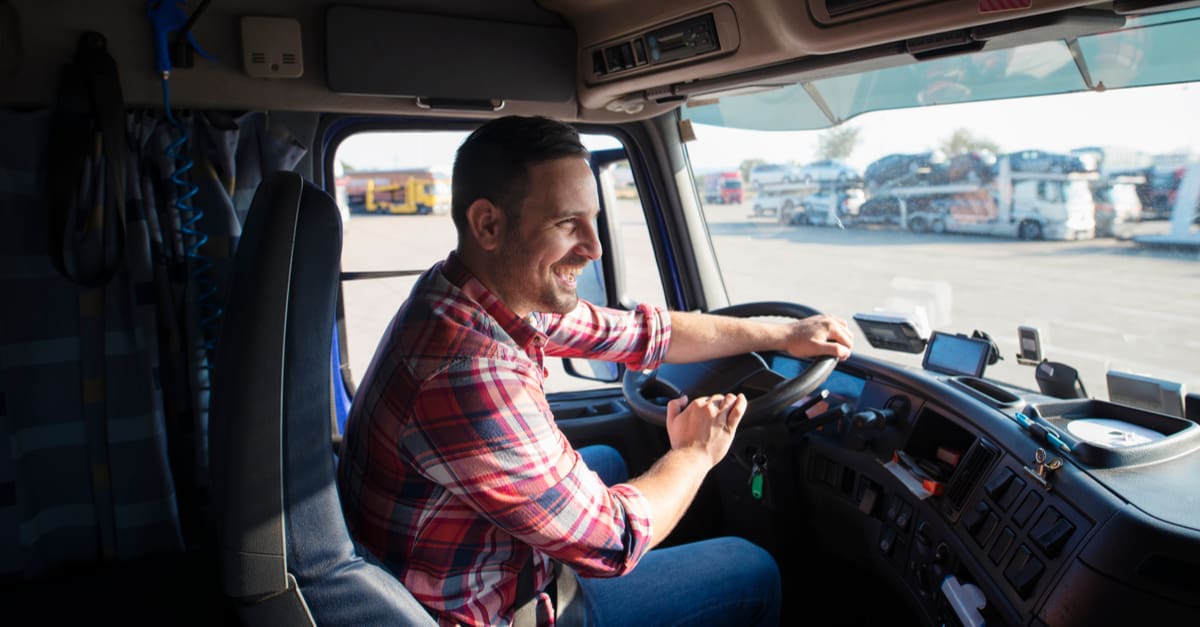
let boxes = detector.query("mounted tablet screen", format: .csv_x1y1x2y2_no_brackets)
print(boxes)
923,331,991,378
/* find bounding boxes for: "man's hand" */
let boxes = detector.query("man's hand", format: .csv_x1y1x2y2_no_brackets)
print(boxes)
664,310,854,364
782,314,854,361
629,392,747,547
664,393,747,467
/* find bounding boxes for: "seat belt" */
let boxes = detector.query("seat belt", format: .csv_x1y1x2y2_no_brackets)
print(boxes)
512,554,541,627
512,558,586,627
46,30,128,288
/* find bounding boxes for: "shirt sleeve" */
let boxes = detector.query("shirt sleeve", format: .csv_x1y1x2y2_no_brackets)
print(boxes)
537,300,672,371
403,357,654,578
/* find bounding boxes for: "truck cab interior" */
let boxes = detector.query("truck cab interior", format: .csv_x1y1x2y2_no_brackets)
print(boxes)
2,1,1199,626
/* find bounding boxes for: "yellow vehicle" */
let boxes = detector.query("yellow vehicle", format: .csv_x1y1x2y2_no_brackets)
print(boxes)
344,170,451,215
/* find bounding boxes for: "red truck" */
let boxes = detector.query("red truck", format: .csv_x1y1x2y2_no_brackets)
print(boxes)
702,171,744,204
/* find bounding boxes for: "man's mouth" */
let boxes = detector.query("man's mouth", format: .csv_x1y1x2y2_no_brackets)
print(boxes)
554,265,581,287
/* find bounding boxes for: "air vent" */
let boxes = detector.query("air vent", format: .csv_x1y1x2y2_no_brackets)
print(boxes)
251,52,266,64
944,439,999,513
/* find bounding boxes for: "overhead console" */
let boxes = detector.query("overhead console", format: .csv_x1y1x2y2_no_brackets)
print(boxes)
582,5,739,85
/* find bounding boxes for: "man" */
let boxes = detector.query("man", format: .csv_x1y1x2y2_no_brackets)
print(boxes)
337,115,854,626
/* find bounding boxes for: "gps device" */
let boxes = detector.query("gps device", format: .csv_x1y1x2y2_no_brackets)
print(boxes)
1016,325,1043,365
853,312,928,354
922,331,991,377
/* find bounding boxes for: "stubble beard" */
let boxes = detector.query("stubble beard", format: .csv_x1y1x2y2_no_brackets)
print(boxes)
495,248,579,315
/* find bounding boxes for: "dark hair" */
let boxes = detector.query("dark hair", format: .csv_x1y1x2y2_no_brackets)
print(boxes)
451,115,589,237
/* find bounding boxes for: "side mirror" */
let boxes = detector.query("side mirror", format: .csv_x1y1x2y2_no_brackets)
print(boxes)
563,358,623,383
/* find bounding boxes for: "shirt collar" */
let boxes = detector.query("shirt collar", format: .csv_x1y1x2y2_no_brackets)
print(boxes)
441,251,545,349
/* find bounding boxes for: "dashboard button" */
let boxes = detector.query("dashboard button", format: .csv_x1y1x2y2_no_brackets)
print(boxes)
997,477,1025,511
916,520,932,544
989,527,1015,565
896,503,913,530
984,468,1016,500
974,512,999,547
879,526,897,556
963,501,989,535
1005,544,1045,599
1013,491,1042,528
1032,509,1075,559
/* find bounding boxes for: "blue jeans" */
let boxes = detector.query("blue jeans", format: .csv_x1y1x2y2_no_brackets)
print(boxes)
577,446,782,627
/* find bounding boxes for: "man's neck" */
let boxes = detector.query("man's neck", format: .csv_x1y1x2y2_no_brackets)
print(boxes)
454,247,530,318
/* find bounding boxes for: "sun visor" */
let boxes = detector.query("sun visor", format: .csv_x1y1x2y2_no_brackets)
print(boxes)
325,6,576,103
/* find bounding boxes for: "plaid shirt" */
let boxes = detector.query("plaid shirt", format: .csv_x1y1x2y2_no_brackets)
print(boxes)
337,252,672,626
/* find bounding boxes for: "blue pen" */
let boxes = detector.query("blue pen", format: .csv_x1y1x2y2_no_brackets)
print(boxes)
1044,430,1073,455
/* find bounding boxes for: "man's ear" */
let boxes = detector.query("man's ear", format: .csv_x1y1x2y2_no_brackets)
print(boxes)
465,199,506,251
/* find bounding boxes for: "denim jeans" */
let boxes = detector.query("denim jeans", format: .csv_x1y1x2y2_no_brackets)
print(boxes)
576,446,782,627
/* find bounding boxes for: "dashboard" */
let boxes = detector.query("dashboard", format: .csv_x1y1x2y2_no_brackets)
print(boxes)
771,353,1200,626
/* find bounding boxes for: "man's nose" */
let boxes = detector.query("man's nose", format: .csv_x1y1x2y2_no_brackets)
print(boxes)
578,222,603,259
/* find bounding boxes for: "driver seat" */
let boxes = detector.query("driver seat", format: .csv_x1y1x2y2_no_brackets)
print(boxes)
209,171,436,625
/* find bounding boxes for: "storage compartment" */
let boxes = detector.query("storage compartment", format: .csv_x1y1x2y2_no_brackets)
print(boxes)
951,376,1023,406
1024,399,1200,468
887,409,995,510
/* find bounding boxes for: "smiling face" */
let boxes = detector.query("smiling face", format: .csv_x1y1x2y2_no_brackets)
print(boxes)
487,156,603,316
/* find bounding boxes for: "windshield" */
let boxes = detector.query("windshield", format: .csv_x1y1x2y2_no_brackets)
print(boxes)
681,9,1200,399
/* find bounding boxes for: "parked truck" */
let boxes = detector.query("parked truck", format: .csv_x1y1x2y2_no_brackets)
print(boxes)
342,169,451,215
855,152,1097,240
701,171,744,204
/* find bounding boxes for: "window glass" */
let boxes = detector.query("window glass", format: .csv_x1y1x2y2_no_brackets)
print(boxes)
684,83,1200,399
335,130,664,394
599,158,668,309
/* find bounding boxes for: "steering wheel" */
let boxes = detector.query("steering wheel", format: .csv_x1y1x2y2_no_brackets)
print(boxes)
622,301,838,429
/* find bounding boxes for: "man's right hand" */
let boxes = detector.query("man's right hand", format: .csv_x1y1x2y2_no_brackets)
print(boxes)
664,393,748,467
628,392,748,547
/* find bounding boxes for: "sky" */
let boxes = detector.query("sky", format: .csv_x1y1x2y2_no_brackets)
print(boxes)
336,83,1200,176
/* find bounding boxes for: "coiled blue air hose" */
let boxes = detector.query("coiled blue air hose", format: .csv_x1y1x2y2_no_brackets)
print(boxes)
161,78,221,361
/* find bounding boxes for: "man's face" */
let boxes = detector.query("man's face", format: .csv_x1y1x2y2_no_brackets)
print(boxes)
493,157,602,316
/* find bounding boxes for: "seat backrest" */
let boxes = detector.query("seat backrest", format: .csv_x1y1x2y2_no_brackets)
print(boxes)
210,171,435,626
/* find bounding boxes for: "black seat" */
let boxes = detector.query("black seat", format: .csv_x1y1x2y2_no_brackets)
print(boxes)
210,171,435,625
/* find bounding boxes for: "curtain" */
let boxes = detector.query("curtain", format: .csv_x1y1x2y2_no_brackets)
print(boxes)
0,105,306,579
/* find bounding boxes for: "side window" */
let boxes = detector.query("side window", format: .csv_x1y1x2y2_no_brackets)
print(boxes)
335,131,465,395
334,130,667,396
595,157,668,310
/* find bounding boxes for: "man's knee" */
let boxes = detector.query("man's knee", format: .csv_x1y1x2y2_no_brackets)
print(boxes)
713,537,781,590
578,444,628,486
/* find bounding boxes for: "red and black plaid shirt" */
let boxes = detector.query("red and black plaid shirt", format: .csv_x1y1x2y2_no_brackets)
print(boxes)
337,252,672,626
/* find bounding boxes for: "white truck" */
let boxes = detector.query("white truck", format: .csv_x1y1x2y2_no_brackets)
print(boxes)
857,153,1097,240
